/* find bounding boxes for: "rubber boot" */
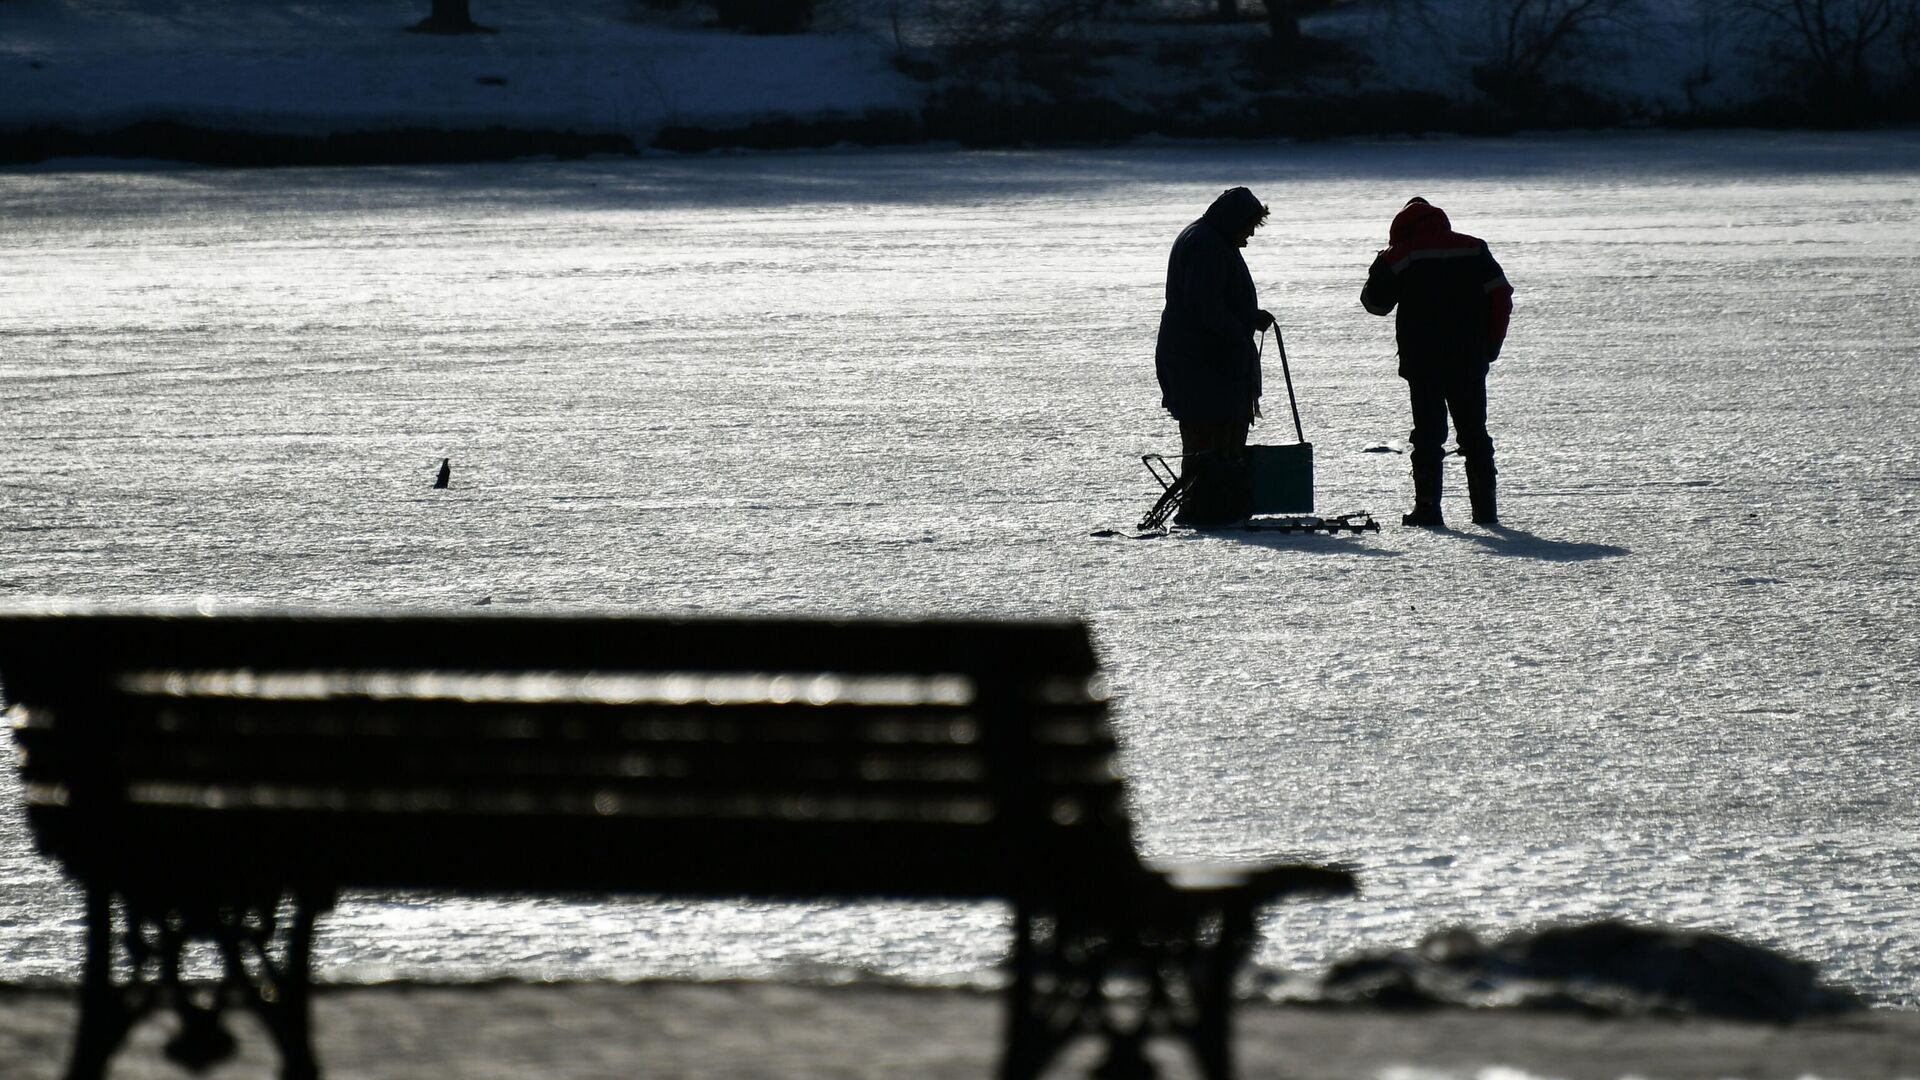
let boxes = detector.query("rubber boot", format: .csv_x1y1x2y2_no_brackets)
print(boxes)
1467,458,1498,525
1402,450,1445,528
1174,449,1249,528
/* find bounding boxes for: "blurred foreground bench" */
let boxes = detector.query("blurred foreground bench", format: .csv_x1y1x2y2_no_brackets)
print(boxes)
0,608,1353,1080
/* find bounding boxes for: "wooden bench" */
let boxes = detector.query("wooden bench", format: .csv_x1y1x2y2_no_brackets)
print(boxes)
0,608,1355,1080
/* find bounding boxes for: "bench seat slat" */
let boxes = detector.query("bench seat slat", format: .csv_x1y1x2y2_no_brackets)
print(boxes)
21,777,1129,816
24,764,1122,796
86,699,1113,737
14,699,1113,745
16,735,1118,784
28,810,1139,899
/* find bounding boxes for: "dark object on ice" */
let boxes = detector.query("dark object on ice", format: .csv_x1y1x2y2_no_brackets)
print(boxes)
1245,442,1312,514
434,458,450,489
1242,513,1378,534
1361,444,1403,454
1319,920,1865,1021
713,0,817,33
0,608,1357,1080
408,0,494,33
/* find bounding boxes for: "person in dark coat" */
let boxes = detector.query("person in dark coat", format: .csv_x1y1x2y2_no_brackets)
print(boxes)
1361,197,1514,527
1155,186,1276,524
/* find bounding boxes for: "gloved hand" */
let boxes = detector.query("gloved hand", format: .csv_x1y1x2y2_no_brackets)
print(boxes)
1255,309,1276,331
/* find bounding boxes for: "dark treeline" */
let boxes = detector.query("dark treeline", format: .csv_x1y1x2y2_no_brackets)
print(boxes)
426,0,1916,130
3,0,1912,167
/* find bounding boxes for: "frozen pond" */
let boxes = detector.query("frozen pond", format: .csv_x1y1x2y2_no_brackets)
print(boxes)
2,132,1918,1004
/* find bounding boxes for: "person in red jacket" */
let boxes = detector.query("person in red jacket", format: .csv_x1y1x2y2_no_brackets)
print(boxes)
1361,197,1514,527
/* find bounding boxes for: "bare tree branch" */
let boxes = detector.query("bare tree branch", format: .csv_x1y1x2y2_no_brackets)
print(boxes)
1477,0,1643,84
1736,0,1896,94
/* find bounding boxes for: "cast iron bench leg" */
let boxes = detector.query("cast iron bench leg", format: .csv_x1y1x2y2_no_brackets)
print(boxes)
64,885,137,1080
1003,903,1109,1080
1007,899,1252,1080
271,893,323,1080
228,891,325,1080
1182,898,1255,1080
1001,903,1053,1080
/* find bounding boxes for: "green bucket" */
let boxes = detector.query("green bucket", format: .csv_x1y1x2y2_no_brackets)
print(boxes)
1246,443,1313,514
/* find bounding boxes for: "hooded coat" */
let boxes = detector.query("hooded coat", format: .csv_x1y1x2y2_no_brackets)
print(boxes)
1155,188,1266,425
1361,201,1513,380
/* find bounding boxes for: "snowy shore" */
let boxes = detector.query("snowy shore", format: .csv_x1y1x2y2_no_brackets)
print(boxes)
5,0,1913,166
1,0,920,163
3,980,1918,1079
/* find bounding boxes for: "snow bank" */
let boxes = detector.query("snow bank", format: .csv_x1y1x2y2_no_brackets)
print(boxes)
0,0,919,138
0,0,1910,159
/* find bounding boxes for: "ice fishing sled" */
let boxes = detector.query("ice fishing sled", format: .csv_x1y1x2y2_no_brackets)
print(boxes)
1136,446,1376,534
1129,328,1378,537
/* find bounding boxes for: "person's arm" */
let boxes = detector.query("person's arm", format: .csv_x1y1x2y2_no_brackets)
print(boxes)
1483,245,1513,360
1360,251,1397,316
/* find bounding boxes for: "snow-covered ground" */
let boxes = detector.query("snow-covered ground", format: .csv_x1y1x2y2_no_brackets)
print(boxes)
3,132,1917,1003
0,0,919,137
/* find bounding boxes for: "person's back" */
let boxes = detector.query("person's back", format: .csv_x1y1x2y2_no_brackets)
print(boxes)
1361,198,1513,526
1362,199,1508,376
1156,187,1269,427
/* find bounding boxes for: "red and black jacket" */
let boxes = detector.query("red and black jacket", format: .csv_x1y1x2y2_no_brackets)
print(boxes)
1361,201,1513,379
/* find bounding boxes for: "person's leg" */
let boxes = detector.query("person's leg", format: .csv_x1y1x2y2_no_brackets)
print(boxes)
1405,380,1448,526
1176,421,1250,526
1178,421,1247,466
1447,369,1496,524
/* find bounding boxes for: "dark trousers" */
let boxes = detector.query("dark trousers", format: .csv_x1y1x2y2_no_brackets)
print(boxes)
1407,369,1494,507
1175,420,1250,525
1178,420,1249,467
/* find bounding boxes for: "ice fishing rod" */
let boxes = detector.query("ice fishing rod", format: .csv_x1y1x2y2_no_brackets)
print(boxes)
1273,320,1306,445
1254,326,1267,423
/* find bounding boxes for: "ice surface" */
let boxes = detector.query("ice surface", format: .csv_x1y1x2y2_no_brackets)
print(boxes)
1,131,1917,1003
